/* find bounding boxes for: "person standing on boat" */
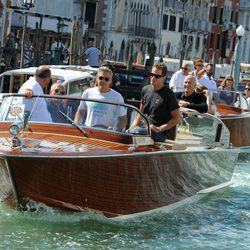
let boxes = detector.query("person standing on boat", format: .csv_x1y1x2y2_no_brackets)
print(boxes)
192,58,210,87
169,63,191,93
203,63,218,97
82,40,103,68
178,75,208,113
128,63,180,142
74,66,127,131
18,65,52,122
244,83,250,109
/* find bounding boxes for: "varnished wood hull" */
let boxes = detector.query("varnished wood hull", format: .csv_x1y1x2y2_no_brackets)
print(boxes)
221,116,250,147
0,149,238,217
216,104,250,147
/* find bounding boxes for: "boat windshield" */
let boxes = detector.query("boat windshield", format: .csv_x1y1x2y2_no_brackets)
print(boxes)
0,94,150,136
213,90,248,109
177,108,230,147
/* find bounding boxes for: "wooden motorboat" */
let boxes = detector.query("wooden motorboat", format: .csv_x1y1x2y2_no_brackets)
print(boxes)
0,94,239,218
214,90,250,148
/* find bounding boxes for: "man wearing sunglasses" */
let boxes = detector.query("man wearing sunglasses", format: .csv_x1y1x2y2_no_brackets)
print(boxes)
129,63,180,142
74,67,127,131
203,63,218,98
169,63,191,93
192,58,210,87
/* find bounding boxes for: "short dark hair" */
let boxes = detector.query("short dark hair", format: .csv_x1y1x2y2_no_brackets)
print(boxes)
35,65,51,79
206,63,214,68
152,63,168,76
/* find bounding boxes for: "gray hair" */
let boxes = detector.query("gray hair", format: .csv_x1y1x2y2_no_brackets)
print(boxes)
98,66,113,77
35,65,51,79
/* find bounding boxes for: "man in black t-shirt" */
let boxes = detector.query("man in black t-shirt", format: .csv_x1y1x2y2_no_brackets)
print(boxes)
178,75,208,113
129,63,180,141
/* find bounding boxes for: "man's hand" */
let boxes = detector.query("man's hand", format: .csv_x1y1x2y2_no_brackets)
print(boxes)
150,124,162,133
178,100,190,107
24,88,33,98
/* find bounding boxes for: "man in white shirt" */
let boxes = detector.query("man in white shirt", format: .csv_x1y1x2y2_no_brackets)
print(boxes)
192,58,210,87
74,67,127,131
169,63,191,93
204,64,218,92
18,65,52,122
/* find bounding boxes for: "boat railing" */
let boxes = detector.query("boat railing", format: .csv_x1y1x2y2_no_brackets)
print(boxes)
213,90,248,110
178,108,231,147
0,93,152,138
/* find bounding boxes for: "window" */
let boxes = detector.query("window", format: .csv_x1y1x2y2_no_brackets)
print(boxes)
216,34,221,49
162,14,168,30
213,6,217,23
179,17,183,32
195,36,200,50
230,11,233,22
219,8,223,25
235,12,238,23
85,2,97,29
210,33,214,48
169,16,176,31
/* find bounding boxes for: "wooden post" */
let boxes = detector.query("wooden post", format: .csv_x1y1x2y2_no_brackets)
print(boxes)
20,12,28,68
70,17,83,65
70,17,77,65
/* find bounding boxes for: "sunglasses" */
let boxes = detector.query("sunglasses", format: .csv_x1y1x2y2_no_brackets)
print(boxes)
150,73,164,78
54,89,65,95
226,78,233,81
181,67,188,71
196,64,204,67
98,76,110,82
246,88,250,91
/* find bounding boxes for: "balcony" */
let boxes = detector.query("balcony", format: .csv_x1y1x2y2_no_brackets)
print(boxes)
128,25,155,38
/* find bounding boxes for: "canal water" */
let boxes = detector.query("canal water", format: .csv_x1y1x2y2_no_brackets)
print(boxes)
0,158,249,250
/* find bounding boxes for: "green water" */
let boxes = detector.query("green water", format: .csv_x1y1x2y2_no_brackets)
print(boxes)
0,159,249,250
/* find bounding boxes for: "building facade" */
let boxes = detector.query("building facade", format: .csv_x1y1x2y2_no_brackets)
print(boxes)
0,0,249,66
102,0,162,64
239,0,250,64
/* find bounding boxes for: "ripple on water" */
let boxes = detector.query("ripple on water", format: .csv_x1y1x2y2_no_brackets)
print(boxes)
0,161,249,249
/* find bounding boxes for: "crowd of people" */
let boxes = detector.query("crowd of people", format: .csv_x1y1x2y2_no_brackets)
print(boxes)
1,33,104,69
17,52,249,143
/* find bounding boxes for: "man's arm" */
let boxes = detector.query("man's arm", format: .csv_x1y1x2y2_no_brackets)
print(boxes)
187,102,208,113
128,103,143,130
150,108,180,133
116,115,127,131
74,109,86,124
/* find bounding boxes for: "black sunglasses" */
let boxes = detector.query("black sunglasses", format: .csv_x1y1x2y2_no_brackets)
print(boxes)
54,89,65,95
150,73,164,78
98,76,110,82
